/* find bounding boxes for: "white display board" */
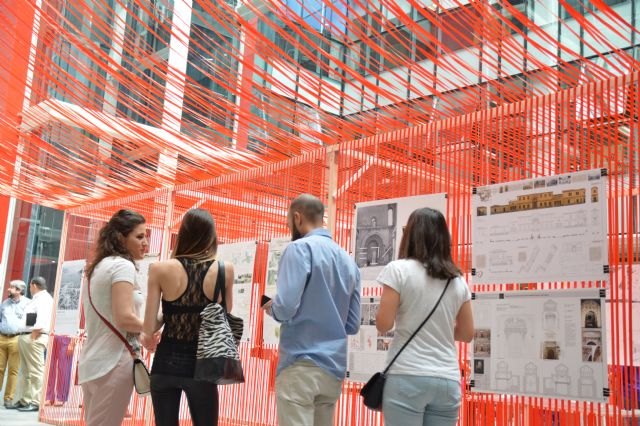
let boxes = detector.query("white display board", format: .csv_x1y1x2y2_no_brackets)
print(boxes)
54,259,85,335
135,254,159,296
346,292,392,382
135,254,159,314
216,241,257,342
471,288,609,402
263,237,290,345
472,169,609,284
352,193,448,287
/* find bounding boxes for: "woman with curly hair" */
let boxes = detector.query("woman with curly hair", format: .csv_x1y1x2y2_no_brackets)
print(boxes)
78,209,148,426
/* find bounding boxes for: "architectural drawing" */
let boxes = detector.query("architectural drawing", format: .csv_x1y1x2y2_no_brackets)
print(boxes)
543,300,559,331
263,238,290,345
135,254,159,300
354,204,397,269
543,364,571,396
502,316,532,358
353,194,447,284
578,365,597,398
472,169,608,284
490,189,586,215
471,288,608,402
347,297,395,382
523,362,540,394
217,241,257,342
495,361,520,392
55,259,86,335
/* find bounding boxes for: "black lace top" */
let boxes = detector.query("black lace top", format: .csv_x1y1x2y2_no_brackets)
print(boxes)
151,258,215,377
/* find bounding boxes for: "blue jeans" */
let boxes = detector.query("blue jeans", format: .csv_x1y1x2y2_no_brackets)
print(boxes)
382,374,461,426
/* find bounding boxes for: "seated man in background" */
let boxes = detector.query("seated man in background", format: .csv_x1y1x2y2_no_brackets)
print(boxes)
0,280,30,408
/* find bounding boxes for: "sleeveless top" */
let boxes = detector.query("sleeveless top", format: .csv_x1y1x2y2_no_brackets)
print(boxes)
151,258,215,377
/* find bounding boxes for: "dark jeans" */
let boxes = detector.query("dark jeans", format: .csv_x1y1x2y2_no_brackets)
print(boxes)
150,374,219,426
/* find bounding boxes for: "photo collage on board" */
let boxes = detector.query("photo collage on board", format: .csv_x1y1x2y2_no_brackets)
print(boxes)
473,328,491,383
354,203,397,283
581,299,603,363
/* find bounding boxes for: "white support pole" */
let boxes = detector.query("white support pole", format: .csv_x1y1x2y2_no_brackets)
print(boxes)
158,0,193,181
2,0,43,290
12,0,43,190
231,22,247,150
96,1,128,186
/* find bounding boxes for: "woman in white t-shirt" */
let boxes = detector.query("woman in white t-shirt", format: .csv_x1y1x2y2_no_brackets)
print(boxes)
78,209,149,426
376,207,474,426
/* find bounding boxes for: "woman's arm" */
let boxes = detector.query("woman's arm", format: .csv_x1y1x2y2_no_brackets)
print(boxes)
376,284,400,334
143,263,164,335
111,282,143,333
224,262,235,313
141,263,164,351
454,301,474,343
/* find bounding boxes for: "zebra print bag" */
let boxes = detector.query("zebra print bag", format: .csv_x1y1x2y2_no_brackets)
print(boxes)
194,261,245,385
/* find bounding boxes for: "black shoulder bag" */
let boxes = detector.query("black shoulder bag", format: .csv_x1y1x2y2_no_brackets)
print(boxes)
360,277,452,411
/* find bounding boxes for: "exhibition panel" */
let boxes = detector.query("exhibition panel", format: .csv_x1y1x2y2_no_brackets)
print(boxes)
0,0,638,425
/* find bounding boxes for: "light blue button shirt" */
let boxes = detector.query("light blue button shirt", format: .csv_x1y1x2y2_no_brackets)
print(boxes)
0,296,30,335
272,228,361,379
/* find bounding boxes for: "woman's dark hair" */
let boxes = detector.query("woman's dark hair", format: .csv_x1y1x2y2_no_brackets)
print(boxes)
398,207,461,280
172,208,217,262
86,209,146,279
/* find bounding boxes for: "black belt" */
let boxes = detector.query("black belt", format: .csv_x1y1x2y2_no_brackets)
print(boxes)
0,332,30,338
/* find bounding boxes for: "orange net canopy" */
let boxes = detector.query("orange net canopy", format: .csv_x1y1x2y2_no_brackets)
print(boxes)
2,2,638,425
0,0,638,209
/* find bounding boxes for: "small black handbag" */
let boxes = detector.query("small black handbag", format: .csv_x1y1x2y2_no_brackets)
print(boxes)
360,277,452,411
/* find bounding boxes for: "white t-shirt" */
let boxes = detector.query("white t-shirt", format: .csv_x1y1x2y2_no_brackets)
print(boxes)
377,259,471,382
78,256,144,384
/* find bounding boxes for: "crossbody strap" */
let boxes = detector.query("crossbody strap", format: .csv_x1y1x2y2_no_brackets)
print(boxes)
382,277,453,375
86,277,136,358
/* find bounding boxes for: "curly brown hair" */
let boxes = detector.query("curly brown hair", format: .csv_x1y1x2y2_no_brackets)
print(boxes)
85,209,146,279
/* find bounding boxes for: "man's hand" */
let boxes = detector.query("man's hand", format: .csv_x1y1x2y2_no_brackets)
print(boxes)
261,300,273,317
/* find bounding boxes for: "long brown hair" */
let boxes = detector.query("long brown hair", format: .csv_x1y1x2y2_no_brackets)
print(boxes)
86,209,146,279
172,208,217,262
398,207,461,280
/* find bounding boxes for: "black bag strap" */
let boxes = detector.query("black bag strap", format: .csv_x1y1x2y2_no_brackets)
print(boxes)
382,277,453,375
213,260,227,310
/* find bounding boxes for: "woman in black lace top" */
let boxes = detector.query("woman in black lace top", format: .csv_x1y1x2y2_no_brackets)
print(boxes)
141,209,234,426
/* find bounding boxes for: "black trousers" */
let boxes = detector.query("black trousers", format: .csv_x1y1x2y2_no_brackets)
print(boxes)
150,373,219,426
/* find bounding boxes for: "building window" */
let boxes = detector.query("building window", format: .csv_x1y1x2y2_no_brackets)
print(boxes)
439,5,481,52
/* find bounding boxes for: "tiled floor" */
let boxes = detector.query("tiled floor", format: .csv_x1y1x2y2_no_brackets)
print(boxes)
1,406,52,426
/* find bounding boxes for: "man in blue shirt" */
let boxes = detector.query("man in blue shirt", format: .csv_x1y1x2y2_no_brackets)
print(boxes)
0,280,30,408
263,194,361,426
